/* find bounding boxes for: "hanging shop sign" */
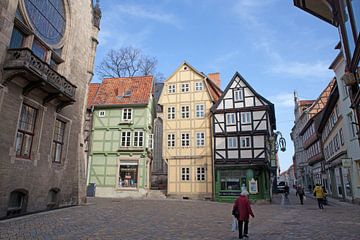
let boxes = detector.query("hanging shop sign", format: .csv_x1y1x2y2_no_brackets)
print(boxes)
249,178,258,194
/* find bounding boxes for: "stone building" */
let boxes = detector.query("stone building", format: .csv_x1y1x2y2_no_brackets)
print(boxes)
0,0,100,218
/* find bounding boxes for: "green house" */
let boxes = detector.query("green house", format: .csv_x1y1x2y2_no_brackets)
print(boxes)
87,76,155,198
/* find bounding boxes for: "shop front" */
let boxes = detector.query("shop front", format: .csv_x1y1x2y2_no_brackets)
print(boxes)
214,166,270,202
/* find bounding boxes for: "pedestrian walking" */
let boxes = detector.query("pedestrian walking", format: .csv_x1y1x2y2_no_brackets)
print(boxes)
284,183,290,199
296,184,305,205
232,190,255,239
313,184,325,209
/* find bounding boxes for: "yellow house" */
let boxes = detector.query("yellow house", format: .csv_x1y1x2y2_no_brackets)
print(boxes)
158,62,222,199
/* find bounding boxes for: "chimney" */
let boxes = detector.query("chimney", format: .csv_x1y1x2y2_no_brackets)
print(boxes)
208,72,221,88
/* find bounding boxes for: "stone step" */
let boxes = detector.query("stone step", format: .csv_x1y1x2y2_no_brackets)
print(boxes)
147,190,167,199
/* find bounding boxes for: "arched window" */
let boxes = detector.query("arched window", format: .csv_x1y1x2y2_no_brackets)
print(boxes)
7,189,28,216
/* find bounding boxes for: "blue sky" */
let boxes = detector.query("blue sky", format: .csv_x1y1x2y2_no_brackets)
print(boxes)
93,0,339,172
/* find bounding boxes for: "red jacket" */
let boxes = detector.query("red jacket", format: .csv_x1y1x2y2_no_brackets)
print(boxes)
233,196,254,221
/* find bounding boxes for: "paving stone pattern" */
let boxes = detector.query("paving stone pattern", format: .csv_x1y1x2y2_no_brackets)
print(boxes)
0,193,360,240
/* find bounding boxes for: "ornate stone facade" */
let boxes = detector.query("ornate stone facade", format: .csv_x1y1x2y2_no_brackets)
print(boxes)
0,0,100,218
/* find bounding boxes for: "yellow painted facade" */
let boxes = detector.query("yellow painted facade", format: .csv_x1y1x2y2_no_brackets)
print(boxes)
159,62,216,199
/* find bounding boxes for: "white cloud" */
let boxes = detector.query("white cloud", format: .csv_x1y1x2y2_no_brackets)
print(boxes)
113,3,182,29
269,61,333,79
269,92,295,108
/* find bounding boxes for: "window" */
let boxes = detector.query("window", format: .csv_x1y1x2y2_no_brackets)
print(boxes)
52,119,65,163
348,112,357,138
148,134,153,149
196,132,205,147
119,163,138,188
15,104,37,159
195,82,203,91
228,137,237,149
195,104,205,118
121,131,131,147
32,40,47,60
241,112,251,124
7,190,28,216
226,113,236,125
168,107,175,119
181,133,190,147
24,0,66,45
47,188,59,209
240,137,251,148
181,83,189,92
133,131,144,147
234,88,243,101
181,106,190,118
339,128,344,145
98,110,105,117
181,167,190,181
123,108,132,121
168,84,176,93
197,167,206,181
9,27,25,48
167,133,175,147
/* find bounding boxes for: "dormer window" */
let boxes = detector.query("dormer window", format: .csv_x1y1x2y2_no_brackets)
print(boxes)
124,90,132,97
123,108,132,121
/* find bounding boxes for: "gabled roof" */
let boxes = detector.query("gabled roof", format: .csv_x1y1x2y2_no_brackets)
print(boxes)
163,61,222,102
87,83,100,108
211,71,276,130
90,76,153,107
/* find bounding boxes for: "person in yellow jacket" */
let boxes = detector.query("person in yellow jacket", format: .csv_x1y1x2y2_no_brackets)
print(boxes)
313,183,325,209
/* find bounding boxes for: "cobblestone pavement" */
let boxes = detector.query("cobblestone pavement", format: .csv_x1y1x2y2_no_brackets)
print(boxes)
1,192,360,240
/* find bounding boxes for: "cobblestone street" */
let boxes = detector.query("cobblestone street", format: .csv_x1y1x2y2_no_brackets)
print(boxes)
1,193,360,240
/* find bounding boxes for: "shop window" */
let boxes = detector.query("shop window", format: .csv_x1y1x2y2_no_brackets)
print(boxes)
220,170,247,191
119,164,138,188
7,189,28,216
15,104,37,159
9,27,25,49
181,167,190,181
52,119,66,163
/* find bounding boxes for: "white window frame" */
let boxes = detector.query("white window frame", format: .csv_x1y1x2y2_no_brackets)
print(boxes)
348,112,357,138
195,82,203,91
181,167,190,181
181,133,190,147
227,137,237,149
121,131,131,147
196,167,206,181
148,133,153,149
168,106,175,120
196,132,205,147
226,113,236,125
195,104,205,118
240,136,251,148
234,88,243,101
168,84,176,94
133,131,144,147
167,133,175,147
122,108,133,121
181,105,190,119
241,112,251,124
181,83,189,92
98,110,105,117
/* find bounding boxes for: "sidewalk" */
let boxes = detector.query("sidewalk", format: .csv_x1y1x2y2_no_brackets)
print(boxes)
304,190,359,208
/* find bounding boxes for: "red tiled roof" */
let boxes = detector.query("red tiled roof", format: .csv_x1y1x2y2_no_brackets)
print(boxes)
87,83,100,107
206,78,222,102
299,100,315,106
91,76,153,106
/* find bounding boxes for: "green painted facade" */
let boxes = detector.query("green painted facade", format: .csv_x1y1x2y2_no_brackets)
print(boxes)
88,98,155,195
214,167,271,203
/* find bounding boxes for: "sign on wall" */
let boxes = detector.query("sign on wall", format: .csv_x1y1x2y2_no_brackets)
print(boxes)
249,178,258,194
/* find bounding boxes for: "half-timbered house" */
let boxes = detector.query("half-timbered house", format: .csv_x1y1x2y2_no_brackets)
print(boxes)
211,72,276,202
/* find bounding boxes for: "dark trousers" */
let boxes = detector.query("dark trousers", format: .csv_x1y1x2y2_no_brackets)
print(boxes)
317,198,324,209
238,219,249,238
299,195,304,204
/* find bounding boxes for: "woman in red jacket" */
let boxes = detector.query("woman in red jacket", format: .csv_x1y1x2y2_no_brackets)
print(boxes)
232,190,255,239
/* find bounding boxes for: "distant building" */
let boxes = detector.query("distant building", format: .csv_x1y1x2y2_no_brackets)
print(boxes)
87,76,154,198
158,62,222,199
0,0,100,218
211,72,276,202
